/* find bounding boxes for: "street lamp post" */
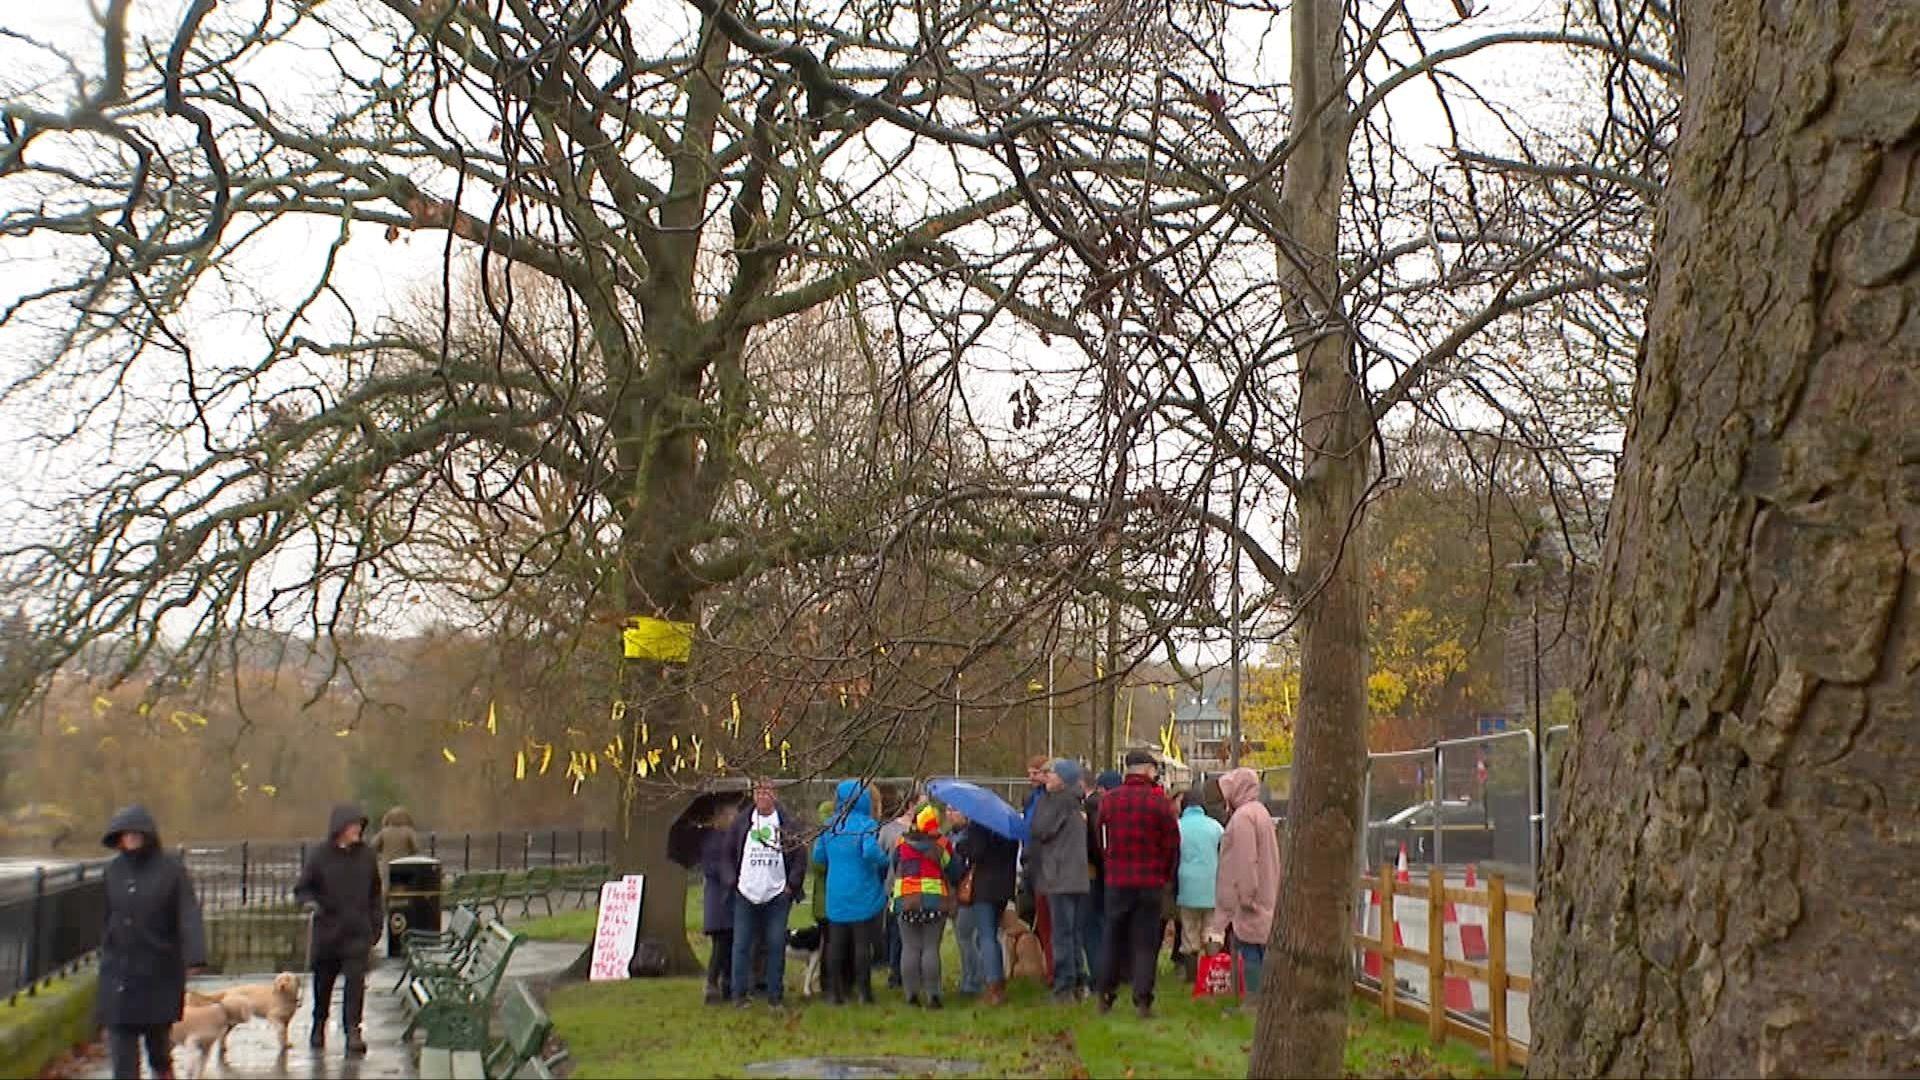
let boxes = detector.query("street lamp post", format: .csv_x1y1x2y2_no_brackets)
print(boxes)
1229,464,1244,768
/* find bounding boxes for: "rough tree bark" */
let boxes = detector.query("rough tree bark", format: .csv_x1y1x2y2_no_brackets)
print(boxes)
1249,0,1370,1074
1531,1,1919,1075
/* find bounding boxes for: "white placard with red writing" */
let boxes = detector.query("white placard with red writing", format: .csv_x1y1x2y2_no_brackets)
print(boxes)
588,874,646,981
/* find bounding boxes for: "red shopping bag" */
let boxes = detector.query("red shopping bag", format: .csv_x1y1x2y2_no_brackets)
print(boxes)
1193,950,1241,998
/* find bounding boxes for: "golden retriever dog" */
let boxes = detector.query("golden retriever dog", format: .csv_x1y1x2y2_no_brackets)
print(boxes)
999,908,1049,982
198,972,302,1050
171,999,238,1079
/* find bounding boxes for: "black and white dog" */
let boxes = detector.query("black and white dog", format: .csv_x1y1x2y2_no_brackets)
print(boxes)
786,925,825,997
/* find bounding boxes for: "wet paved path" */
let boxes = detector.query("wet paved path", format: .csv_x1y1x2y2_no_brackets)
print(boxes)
79,942,583,1079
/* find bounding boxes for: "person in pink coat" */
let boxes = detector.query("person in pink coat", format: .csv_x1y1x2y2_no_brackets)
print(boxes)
1207,768,1281,993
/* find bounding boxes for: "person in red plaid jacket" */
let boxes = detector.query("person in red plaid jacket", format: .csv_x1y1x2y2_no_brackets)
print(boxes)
1093,749,1182,1017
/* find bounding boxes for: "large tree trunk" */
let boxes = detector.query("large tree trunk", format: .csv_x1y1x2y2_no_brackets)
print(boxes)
1249,0,1368,1075
1530,2,1919,1075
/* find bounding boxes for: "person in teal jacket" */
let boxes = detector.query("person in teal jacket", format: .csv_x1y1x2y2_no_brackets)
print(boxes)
812,780,889,1003
1175,787,1225,983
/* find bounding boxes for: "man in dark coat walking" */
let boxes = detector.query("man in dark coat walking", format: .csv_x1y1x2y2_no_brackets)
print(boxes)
295,804,382,1055
98,804,206,1080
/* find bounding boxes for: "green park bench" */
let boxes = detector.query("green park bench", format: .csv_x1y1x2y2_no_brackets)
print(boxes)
400,920,522,1051
497,867,559,917
391,904,485,992
446,870,509,917
559,862,612,907
417,980,557,1080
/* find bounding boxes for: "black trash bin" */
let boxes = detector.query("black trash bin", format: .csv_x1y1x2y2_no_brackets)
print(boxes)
386,856,443,957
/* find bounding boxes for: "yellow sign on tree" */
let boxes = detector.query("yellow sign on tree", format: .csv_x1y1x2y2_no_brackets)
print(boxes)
623,616,695,662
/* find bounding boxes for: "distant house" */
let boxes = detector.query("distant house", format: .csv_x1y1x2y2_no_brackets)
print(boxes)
1173,671,1235,768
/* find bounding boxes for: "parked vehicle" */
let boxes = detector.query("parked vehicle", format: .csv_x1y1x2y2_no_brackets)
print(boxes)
1368,799,1495,869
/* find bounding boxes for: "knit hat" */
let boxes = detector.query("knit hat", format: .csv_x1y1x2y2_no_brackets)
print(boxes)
1050,759,1083,787
1096,770,1123,791
914,804,942,835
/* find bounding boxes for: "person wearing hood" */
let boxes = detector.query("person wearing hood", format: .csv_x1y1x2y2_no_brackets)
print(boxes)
1030,759,1091,1002
1176,783,1226,983
891,804,960,1007
811,779,888,1004
295,804,382,1055
1207,767,1281,995
370,806,421,864
718,779,810,1007
98,804,206,1080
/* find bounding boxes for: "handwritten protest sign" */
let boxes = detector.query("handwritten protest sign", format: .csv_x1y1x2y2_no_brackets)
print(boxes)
589,875,646,981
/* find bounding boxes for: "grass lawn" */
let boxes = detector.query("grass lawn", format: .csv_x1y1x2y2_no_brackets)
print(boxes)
516,888,1515,1079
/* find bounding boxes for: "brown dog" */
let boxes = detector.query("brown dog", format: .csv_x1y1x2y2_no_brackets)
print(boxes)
999,908,1049,982
171,1000,237,1079
198,972,302,1050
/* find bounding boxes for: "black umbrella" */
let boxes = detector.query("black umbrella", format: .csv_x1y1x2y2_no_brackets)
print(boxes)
666,790,748,868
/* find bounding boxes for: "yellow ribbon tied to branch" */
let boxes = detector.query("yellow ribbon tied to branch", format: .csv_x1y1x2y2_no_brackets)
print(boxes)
623,616,695,662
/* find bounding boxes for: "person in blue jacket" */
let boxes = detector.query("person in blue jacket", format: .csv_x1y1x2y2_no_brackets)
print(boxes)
811,780,889,1004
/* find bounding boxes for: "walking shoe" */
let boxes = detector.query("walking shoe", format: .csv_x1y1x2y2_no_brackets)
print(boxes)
1097,993,1115,1014
1135,1002,1153,1020
734,996,753,1009
309,1026,325,1050
927,995,943,1010
982,982,1006,1006
704,988,724,1006
1075,986,1092,1003
855,985,875,1005
345,1028,368,1056
906,993,920,1007
1050,989,1077,1005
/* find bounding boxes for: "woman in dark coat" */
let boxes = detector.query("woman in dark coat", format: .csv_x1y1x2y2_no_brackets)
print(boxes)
698,805,739,1004
955,820,1019,1005
97,804,206,1079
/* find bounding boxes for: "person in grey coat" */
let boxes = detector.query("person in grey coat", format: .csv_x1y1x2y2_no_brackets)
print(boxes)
294,804,382,1056
97,804,206,1080
1029,760,1092,1001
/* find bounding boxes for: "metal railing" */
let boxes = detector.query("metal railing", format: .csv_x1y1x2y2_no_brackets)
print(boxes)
0,862,109,1001
184,828,612,913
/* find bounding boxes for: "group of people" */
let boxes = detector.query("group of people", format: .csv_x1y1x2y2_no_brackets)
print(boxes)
96,802,413,1078
697,750,1283,1019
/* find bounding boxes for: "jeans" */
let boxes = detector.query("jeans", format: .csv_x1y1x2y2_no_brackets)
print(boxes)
898,913,946,999
826,914,881,1001
1236,941,1266,995
1083,886,1107,986
730,892,791,1003
954,904,982,992
107,1024,169,1078
1045,892,1090,993
312,952,368,1034
1099,886,1165,1007
705,930,733,997
968,900,1006,985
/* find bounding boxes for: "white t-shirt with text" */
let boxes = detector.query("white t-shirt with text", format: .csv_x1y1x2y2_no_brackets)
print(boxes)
738,810,787,905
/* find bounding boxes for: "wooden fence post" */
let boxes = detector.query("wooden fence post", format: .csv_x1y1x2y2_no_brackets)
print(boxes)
1379,865,1397,1020
1489,873,1509,1070
1427,867,1446,1044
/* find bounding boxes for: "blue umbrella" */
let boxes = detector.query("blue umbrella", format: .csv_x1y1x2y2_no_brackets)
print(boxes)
928,779,1029,843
